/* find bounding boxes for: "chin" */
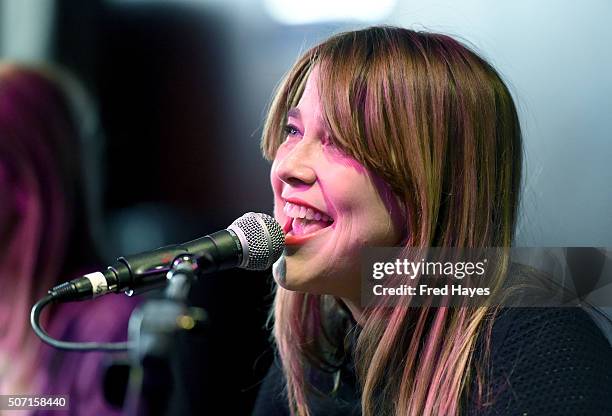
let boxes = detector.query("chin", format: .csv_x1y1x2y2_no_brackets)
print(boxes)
274,255,360,301
273,255,325,294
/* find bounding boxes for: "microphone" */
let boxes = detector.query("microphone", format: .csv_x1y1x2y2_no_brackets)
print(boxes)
49,212,284,302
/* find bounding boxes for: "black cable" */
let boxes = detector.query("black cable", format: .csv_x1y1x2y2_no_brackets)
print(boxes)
30,294,131,351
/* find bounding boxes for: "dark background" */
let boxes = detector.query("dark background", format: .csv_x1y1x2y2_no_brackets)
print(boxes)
53,3,279,414
48,2,309,414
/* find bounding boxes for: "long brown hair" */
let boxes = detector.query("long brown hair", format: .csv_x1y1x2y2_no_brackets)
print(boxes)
261,26,522,415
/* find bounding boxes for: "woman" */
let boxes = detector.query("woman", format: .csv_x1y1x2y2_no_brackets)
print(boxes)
0,64,137,414
253,27,612,415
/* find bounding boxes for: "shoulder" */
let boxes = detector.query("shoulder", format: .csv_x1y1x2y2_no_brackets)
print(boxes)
488,307,612,361
490,306,611,348
470,307,612,416
253,354,360,416
253,357,290,416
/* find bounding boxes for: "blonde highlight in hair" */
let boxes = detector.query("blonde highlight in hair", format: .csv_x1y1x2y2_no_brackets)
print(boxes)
262,26,522,416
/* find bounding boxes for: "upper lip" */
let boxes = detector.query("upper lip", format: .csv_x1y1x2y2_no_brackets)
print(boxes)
282,196,332,219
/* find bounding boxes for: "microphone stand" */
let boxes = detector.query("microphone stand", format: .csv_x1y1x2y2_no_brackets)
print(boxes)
123,255,207,416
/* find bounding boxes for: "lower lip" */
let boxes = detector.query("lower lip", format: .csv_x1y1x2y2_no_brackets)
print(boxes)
284,219,333,246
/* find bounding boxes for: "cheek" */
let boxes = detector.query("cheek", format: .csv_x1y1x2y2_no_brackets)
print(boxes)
371,173,406,234
324,172,373,216
335,180,400,244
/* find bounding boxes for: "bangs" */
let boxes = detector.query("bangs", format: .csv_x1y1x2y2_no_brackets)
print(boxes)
316,49,372,166
316,28,410,188
261,27,423,200
260,52,316,161
261,34,376,167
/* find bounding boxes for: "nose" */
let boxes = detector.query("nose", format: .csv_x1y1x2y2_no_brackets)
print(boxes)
274,140,317,187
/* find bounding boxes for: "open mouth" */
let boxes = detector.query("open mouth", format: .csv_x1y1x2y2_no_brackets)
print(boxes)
283,201,334,239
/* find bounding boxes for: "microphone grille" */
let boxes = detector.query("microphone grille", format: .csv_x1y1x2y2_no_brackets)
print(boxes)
228,212,285,271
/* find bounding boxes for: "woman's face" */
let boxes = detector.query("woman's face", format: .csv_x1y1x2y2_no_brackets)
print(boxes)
270,67,405,302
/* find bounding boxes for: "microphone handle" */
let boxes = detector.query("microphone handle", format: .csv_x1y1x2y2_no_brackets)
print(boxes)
49,230,243,302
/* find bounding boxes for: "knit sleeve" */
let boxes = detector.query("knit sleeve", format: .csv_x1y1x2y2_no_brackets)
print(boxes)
252,354,361,416
468,307,612,416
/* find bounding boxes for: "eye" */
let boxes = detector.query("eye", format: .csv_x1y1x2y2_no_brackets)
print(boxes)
283,124,302,138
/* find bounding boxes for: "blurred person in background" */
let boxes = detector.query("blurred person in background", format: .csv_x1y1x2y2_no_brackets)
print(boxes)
0,63,137,415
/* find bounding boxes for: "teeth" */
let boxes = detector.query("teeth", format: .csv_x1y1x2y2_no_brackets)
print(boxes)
283,201,333,222
304,208,315,220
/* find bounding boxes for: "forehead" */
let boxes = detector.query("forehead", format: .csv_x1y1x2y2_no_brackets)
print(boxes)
292,67,323,121
301,67,320,100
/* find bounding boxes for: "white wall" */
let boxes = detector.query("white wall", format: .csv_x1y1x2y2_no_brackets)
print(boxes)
0,0,55,60
384,0,612,246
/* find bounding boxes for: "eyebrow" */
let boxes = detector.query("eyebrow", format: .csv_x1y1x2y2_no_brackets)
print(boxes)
287,107,301,120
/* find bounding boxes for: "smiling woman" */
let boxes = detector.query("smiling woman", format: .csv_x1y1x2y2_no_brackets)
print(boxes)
270,66,404,304
253,26,612,416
